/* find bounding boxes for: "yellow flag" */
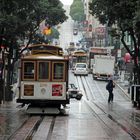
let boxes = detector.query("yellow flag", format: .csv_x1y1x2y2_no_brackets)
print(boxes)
43,27,52,35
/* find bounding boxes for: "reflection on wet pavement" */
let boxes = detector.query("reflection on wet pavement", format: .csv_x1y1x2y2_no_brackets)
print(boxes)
0,101,28,140
0,96,140,139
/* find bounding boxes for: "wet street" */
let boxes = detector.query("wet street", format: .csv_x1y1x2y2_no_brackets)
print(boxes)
1,0,140,139
0,102,28,140
0,72,140,140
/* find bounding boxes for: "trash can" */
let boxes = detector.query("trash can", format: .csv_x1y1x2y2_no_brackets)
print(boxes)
130,85,140,106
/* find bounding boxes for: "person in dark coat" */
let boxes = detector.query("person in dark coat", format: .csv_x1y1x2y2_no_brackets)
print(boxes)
106,78,115,103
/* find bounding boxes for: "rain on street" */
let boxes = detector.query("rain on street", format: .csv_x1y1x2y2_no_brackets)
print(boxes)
0,71,140,140
1,0,140,140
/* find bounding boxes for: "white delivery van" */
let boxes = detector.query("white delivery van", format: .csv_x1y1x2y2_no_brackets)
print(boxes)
92,55,115,80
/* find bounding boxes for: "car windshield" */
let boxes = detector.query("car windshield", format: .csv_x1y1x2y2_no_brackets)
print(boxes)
69,84,77,89
76,64,86,68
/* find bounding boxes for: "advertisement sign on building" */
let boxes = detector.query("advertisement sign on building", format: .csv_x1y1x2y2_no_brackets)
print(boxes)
95,27,105,34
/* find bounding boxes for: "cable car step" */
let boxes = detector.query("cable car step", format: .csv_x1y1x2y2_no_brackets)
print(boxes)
26,106,60,114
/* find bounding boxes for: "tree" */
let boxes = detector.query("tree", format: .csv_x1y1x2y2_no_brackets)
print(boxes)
0,0,67,101
89,0,140,84
70,0,86,22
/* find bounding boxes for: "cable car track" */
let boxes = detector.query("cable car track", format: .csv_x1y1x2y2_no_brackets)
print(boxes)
8,116,56,140
74,76,89,100
5,72,140,140
81,76,108,114
75,75,140,140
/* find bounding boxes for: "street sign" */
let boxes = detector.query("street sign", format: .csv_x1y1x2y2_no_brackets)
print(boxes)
95,27,105,34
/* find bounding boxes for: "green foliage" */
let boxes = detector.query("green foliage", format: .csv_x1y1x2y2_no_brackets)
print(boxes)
0,0,68,96
108,28,120,38
70,0,85,22
0,0,67,45
89,0,140,84
89,0,140,46
89,0,136,28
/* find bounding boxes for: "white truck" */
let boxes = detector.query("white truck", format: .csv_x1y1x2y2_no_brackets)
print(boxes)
92,55,115,80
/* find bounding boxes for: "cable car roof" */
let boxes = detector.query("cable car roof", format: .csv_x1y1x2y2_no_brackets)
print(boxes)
21,54,66,60
23,44,63,56
28,44,62,50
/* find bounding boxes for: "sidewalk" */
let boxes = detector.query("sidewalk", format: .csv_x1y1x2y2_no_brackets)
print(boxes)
114,70,130,99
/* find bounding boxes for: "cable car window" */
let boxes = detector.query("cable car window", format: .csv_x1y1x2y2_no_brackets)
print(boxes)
38,61,50,80
53,62,65,80
23,61,35,80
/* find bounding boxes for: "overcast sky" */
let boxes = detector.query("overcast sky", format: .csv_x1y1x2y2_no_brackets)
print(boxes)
60,0,73,5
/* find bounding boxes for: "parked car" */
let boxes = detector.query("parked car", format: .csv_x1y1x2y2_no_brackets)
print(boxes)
74,63,88,76
68,83,83,100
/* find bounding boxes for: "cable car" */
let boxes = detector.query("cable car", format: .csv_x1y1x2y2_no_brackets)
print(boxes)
16,44,69,114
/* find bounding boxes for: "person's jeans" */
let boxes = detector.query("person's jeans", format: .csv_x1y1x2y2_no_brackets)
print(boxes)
108,90,113,103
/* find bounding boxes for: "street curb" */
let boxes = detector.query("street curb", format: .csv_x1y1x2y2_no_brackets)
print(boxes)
115,82,131,100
